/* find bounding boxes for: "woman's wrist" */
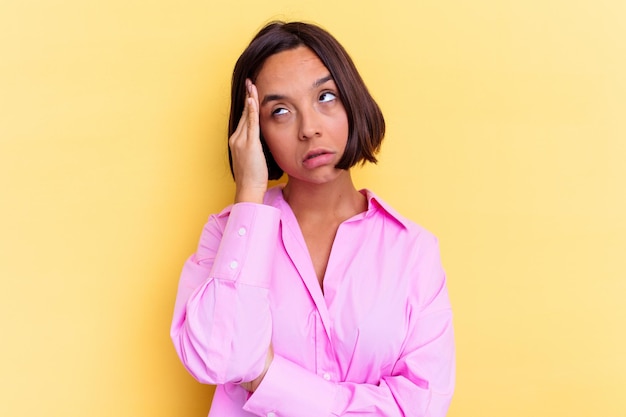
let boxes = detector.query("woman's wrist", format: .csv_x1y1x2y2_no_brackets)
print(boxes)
234,186,266,204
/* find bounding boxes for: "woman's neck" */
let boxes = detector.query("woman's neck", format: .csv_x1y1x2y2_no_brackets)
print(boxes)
282,171,367,225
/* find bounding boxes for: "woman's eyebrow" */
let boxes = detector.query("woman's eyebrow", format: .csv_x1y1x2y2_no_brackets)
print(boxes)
261,93,286,106
313,74,333,88
260,75,334,106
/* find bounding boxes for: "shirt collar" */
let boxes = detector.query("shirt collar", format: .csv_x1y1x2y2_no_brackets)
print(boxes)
264,185,410,230
361,189,411,230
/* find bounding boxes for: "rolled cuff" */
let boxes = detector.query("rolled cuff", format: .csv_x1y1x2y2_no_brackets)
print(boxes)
211,202,281,288
243,355,338,417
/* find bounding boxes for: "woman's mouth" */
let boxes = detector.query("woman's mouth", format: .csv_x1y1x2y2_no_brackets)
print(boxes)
305,151,326,160
302,149,335,169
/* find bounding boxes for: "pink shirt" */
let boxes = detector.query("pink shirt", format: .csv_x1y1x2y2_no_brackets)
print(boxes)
171,186,455,417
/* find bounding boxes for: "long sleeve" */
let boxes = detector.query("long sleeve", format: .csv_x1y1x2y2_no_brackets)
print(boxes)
170,203,281,385
242,232,455,417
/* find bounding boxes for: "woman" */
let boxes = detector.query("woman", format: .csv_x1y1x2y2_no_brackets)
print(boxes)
171,21,455,417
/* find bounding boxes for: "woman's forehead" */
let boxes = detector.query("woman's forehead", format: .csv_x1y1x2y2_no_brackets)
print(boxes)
258,47,327,78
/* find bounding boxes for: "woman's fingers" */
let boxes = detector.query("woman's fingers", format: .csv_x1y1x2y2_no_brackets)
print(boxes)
244,80,260,140
230,80,260,145
229,79,268,203
229,84,251,146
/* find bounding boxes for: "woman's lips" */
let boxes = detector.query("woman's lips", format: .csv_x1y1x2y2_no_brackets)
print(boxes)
302,150,335,169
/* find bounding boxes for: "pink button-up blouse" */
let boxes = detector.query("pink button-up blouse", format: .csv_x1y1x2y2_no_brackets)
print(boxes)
171,186,455,417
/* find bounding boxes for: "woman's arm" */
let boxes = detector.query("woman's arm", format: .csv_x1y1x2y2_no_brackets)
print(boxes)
170,202,279,385
171,79,276,385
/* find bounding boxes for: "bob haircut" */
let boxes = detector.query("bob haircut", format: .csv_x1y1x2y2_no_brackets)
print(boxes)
228,21,386,180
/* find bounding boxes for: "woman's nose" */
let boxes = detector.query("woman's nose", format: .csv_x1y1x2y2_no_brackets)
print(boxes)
298,107,322,140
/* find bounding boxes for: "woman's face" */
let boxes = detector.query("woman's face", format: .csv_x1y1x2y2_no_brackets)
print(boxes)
254,46,349,185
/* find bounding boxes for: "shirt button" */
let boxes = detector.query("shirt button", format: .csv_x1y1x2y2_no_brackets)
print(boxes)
229,260,238,269
238,227,246,236
267,413,276,417
323,372,331,381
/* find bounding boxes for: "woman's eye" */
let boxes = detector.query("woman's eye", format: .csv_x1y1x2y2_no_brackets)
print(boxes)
319,92,337,103
272,107,289,116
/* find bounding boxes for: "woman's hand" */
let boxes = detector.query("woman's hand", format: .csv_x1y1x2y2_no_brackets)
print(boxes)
240,344,274,393
229,79,268,204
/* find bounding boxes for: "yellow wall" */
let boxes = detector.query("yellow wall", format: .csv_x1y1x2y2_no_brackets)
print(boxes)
1,0,624,416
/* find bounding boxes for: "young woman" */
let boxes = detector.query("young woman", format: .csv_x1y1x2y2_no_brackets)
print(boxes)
171,21,455,417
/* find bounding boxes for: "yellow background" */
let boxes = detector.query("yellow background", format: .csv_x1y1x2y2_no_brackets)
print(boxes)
1,0,624,416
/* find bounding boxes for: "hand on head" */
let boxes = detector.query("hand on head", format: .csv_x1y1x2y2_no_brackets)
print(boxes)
229,79,268,204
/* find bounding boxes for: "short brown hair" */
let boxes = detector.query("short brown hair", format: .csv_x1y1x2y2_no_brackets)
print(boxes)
228,21,385,180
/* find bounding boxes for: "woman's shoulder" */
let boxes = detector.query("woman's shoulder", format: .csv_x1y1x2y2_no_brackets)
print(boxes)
363,188,438,243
